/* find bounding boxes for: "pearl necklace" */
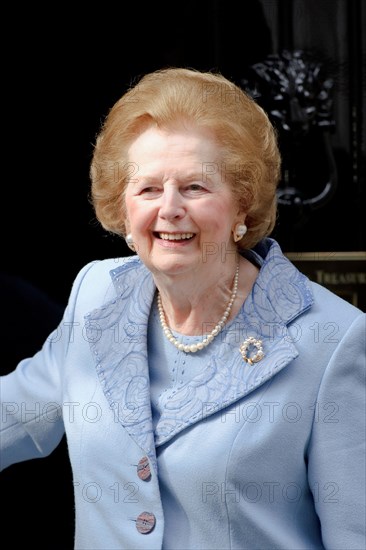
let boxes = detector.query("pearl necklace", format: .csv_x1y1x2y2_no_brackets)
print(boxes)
157,263,240,353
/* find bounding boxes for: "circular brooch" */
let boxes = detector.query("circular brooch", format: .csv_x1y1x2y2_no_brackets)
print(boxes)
239,337,264,364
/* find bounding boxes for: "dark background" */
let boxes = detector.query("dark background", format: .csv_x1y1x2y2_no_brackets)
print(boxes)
1,1,365,548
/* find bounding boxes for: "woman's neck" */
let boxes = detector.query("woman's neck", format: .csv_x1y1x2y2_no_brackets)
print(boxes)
154,256,259,336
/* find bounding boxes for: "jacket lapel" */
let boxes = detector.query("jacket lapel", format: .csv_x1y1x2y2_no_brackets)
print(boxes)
85,257,158,471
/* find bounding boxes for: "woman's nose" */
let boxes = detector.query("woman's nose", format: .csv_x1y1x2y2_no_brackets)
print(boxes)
158,188,185,220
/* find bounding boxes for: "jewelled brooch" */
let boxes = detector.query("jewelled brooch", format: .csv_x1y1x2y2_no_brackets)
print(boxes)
239,337,264,364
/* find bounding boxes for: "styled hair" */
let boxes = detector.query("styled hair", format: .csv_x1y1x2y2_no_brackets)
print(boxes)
90,67,281,250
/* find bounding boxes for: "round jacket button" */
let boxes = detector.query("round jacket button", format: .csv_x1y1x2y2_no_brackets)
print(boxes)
137,456,151,480
136,511,156,534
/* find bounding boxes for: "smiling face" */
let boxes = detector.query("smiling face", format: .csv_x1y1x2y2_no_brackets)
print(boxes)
124,125,245,278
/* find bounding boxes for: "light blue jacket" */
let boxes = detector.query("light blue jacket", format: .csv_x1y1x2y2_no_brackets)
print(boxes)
1,239,365,549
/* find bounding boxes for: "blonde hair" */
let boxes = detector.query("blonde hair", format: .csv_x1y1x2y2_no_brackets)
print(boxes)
90,67,281,250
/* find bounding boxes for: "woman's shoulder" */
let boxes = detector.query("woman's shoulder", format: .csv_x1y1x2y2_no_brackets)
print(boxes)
73,255,142,283
309,278,364,319
296,279,365,355
67,255,146,312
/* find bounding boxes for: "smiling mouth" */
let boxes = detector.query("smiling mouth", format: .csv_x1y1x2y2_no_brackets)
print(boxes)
154,232,195,241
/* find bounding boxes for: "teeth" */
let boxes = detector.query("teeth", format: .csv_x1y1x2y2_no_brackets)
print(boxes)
158,232,194,241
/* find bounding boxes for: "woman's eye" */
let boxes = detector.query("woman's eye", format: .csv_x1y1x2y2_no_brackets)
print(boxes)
186,184,204,191
141,186,159,194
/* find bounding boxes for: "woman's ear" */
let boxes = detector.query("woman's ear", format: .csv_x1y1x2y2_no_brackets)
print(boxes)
232,223,248,242
232,212,248,243
123,216,131,235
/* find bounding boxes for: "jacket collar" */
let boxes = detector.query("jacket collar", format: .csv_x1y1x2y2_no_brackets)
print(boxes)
85,239,313,468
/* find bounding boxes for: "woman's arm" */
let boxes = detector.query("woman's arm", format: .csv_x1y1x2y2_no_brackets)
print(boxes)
307,313,366,549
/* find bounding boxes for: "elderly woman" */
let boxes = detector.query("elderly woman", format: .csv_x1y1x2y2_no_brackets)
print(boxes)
1,68,365,550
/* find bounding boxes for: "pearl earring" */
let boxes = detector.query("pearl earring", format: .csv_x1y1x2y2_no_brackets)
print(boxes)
125,233,136,252
233,223,247,242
